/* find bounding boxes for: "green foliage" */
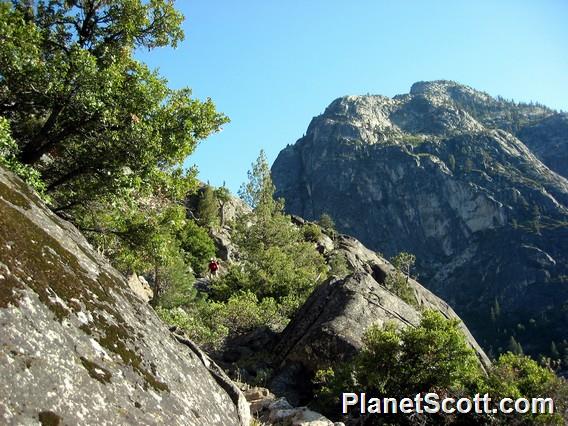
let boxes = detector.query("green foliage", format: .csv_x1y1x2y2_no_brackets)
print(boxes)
391,251,416,279
399,133,425,146
1,1,228,212
215,185,232,226
215,151,327,317
385,252,417,306
302,223,323,242
156,291,287,350
327,252,350,278
315,311,482,421
315,312,568,425
318,213,336,232
508,335,524,355
0,117,46,194
197,185,220,227
177,219,216,274
220,291,286,334
481,354,568,425
156,303,228,350
238,150,282,215
0,1,230,302
156,255,196,309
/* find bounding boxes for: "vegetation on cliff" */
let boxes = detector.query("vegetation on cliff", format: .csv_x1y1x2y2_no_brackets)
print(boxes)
315,311,568,425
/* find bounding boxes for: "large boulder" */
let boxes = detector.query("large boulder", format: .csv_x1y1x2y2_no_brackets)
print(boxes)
0,167,250,425
270,232,489,404
273,272,489,373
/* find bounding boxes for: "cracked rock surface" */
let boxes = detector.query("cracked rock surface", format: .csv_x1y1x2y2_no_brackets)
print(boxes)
0,166,250,426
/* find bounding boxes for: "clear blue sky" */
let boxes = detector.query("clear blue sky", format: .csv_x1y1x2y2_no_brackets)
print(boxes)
137,0,568,194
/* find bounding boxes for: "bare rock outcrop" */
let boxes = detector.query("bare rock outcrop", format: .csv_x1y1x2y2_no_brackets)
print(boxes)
269,229,489,405
272,80,568,357
0,166,250,425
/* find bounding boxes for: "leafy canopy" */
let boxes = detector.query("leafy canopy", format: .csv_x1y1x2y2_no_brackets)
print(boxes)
0,1,229,287
0,0,228,212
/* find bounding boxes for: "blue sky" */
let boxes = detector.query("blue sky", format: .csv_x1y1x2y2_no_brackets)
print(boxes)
137,0,568,193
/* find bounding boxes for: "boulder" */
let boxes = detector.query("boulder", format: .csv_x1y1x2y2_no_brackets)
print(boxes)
0,167,250,425
127,272,153,303
270,232,489,404
273,271,489,374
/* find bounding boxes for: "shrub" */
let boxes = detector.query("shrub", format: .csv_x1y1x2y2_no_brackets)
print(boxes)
215,151,328,317
0,117,46,195
157,290,288,350
177,219,216,274
327,252,350,278
318,213,336,232
315,311,483,423
303,223,323,242
315,311,568,425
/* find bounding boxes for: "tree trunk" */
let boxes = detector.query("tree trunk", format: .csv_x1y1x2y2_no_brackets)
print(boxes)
150,265,160,307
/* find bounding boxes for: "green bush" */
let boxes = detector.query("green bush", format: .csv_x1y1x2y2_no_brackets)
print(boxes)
157,290,288,350
385,252,417,306
481,354,568,425
316,311,482,414
315,311,567,425
214,151,327,317
318,213,336,233
0,117,46,195
384,272,416,306
197,185,220,227
178,219,216,274
156,255,196,309
157,303,228,350
303,223,323,242
327,252,350,278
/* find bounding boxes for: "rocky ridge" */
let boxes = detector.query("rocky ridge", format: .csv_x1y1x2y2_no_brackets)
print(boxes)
208,213,489,408
272,80,568,356
267,231,489,406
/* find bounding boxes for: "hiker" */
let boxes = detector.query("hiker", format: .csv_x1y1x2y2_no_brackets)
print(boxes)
208,258,219,278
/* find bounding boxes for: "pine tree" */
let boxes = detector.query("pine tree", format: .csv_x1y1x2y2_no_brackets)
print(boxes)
197,185,219,227
508,336,523,355
318,213,336,232
551,341,560,360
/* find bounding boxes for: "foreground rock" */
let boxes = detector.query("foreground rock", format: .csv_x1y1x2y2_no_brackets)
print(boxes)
272,80,568,357
0,167,250,425
243,387,343,426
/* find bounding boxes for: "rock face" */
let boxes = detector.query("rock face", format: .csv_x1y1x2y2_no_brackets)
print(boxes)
272,80,568,356
270,231,489,405
517,113,568,179
0,167,250,425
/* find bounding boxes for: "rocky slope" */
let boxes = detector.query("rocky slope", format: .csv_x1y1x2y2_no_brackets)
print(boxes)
272,81,568,357
0,166,250,425
268,230,489,406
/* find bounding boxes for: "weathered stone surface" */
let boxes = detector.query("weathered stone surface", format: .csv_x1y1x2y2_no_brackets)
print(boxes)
270,231,488,405
272,80,568,356
516,113,568,179
127,272,153,303
269,406,334,426
273,270,489,374
0,167,250,425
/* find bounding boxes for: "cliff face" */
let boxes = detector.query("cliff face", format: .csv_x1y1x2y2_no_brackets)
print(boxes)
272,81,568,356
0,166,250,426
